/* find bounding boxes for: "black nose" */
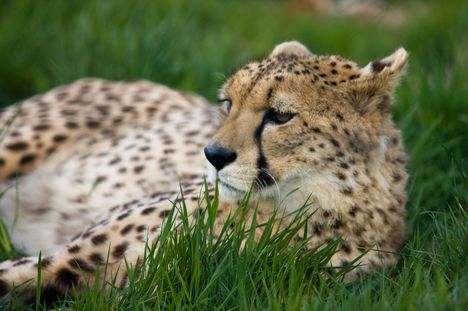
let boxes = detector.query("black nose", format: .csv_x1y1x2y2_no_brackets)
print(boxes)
204,145,237,171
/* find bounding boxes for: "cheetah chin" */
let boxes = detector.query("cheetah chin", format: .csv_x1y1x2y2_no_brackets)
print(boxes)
0,41,409,300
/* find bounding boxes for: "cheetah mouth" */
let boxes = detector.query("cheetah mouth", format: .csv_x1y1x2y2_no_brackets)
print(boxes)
218,178,246,194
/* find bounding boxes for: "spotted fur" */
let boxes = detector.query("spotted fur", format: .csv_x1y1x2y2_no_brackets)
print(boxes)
0,41,409,300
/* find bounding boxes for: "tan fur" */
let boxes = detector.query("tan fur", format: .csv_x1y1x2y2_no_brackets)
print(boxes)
0,42,409,298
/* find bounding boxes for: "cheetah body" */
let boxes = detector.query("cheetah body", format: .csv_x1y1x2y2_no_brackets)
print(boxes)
0,41,409,298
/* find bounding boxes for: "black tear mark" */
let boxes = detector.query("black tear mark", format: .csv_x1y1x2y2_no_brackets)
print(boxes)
254,116,274,187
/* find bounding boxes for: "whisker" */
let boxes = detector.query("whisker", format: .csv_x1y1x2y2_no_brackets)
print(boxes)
257,168,281,200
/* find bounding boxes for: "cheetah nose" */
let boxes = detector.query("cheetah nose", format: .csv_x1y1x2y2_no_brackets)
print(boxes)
204,145,237,171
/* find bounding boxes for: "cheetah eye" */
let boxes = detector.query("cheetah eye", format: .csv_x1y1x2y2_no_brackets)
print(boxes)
218,99,232,113
264,109,296,125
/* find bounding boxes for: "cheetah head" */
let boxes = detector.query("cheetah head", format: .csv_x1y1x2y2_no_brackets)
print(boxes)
205,41,408,204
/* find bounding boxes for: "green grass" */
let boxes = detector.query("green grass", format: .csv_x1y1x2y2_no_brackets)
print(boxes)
0,0,467,309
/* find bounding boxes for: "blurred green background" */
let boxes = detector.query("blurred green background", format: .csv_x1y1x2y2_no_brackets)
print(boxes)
0,0,467,309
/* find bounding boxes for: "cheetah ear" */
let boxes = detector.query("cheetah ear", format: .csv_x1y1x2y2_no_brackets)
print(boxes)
349,48,408,116
360,47,409,88
270,41,312,57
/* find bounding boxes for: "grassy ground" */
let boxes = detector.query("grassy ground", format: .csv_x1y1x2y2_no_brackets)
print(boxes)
0,0,467,309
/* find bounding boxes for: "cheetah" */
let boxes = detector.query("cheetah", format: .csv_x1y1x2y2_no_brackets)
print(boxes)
0,41,409,300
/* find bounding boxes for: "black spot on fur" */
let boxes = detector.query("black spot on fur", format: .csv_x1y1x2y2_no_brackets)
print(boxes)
141,207,156,215
109,157,121,165
46,147,56,155
112,242,128,258
134,166,145,174
82,230,94,239
55,268,79,287
94,176,107,185
122,106,134,113
117,212,131,220
349,205,360,217
68,245,81,253
159,210,172,218
12,258,30,266
52,134,68,143
341,242,352,254
89,253,104,265
91,234,107,245
335,172,346,180
20,154,36,165
85,120,100,129
393,173,403,182
330,139,340,148
68,258,95,273
313,223,323,235
35,256,53,269
120,224,134,235
33,124,51,131
65,122,80,130
136,225,146,233
6,141,29,151
332,220,343,229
